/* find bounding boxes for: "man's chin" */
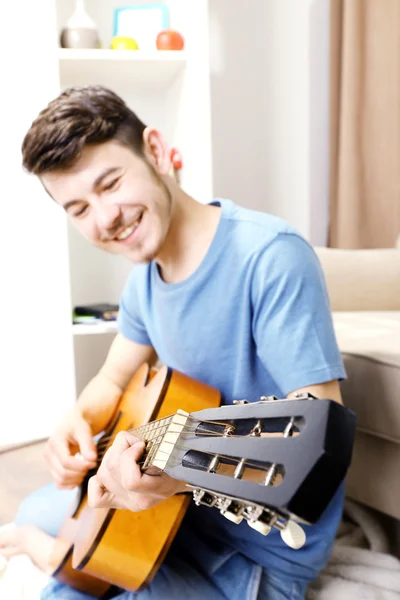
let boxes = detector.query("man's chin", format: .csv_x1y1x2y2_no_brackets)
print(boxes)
123,249,156,265
97,243,151,263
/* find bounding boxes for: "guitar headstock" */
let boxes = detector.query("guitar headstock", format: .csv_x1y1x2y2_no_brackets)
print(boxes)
150,395,356,543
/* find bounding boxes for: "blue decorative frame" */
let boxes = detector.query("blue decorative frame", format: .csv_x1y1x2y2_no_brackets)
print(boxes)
113,4,169,38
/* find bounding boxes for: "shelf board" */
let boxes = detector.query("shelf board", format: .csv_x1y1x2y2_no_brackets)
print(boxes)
73,321,118,336
58,49,186,87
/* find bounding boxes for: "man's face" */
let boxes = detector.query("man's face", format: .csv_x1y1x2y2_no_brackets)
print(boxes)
41,141,172,263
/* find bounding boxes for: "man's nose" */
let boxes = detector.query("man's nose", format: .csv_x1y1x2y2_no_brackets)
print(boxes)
94,202,121,233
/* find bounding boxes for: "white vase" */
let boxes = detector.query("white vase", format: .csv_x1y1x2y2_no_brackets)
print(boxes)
60,0,100,49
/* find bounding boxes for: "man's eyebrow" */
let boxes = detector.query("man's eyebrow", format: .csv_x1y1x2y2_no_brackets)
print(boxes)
61,167,121,211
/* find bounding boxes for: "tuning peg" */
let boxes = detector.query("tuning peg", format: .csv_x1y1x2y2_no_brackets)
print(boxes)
221,510,244,524
280,520,306,549
220,499,244,524
248,520,271,536
293,391,317,399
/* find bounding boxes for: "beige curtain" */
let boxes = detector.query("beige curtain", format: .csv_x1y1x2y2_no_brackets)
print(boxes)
329,0,400,248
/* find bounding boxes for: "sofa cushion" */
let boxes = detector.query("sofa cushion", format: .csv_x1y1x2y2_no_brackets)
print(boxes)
315,247,400,311
333,312,400,444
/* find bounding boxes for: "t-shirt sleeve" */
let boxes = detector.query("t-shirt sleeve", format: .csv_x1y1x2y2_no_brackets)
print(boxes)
117,268,152,346
251,233,346,396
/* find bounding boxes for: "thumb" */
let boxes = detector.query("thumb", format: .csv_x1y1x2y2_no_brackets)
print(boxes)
74,419,97,462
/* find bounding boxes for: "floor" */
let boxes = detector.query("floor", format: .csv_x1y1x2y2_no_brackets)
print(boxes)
0,441,51,525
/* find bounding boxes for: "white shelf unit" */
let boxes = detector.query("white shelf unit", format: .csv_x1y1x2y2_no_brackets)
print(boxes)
73,321,118,335
58,49,187,87
55,0,213,396
0,0,212,448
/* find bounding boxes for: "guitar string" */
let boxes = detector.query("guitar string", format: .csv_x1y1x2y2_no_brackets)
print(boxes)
94,428,284,472
93,440,278,474
95,424,225,461
138,452,277,473
136,438,281,472
96,411,293,447
95,415,230,449
96,417,292,452
96,424,226,450
96,425,290,455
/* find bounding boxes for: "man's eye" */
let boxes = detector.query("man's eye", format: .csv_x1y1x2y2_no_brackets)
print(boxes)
74,205,88,217
103,178,119,192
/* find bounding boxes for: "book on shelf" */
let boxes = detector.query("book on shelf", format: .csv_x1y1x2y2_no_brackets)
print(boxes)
73,303,119,323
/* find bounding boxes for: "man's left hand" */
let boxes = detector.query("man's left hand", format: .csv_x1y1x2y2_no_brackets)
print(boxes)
88,431,187,512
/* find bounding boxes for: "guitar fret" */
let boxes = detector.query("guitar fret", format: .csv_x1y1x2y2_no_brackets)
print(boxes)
145,442,159,466
151,410,189,470
131,417,170,440
129,415,182,470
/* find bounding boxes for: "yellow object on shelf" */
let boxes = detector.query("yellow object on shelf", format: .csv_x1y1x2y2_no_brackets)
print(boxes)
110,36,139,50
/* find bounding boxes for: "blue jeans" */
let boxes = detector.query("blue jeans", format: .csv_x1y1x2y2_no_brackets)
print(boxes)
16,484,308,600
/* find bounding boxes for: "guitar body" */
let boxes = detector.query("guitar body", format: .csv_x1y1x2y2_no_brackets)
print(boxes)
49,363,221,596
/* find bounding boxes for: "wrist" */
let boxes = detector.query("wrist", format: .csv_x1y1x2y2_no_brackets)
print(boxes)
175,480,189,495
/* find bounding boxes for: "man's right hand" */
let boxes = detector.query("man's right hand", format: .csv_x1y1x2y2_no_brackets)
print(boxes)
43,335,158,490
44,408,98,490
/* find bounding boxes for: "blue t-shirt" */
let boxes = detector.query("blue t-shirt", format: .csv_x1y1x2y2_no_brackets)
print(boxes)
118,199,347,581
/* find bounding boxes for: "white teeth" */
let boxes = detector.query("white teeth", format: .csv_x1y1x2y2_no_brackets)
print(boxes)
117,225,134,240
116,220,139,241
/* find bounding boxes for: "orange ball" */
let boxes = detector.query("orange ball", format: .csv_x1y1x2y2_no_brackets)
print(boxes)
156,30,184,51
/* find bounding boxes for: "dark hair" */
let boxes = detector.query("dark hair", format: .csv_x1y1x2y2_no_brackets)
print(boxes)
22,85,147,174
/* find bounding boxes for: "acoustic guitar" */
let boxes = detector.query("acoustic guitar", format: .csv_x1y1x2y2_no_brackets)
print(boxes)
48,363,356,597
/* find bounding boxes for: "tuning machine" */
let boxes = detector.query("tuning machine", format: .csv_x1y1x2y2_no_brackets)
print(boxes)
293,392,317,400
245,505,273,535
280,520,307,549
219,498,244,524
260,395,279,402
192,489,218,508
189,487,307,548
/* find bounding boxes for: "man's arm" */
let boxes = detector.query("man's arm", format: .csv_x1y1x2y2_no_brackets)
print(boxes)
252,235,346,399
287,379,343,405
76,333,158,433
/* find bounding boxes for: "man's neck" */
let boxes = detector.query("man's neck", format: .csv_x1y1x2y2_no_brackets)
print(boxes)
156,191,221,285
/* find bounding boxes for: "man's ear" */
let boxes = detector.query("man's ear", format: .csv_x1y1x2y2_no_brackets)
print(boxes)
142,127,171,176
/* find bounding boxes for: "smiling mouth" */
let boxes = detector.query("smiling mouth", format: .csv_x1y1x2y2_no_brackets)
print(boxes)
115,214,143,241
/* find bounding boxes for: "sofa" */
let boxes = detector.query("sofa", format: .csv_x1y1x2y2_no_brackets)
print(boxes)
315,246,400,521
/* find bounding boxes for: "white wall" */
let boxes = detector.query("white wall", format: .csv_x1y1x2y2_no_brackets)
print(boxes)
209,0,330,246
0,1,76,447
208,0,269,212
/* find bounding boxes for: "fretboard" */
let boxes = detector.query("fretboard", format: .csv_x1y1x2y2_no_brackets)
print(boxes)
129,410,190,471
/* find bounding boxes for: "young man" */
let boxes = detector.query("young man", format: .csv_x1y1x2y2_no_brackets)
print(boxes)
3,85,346,599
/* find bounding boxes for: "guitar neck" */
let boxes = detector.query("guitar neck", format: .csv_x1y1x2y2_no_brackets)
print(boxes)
129,410,190,472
